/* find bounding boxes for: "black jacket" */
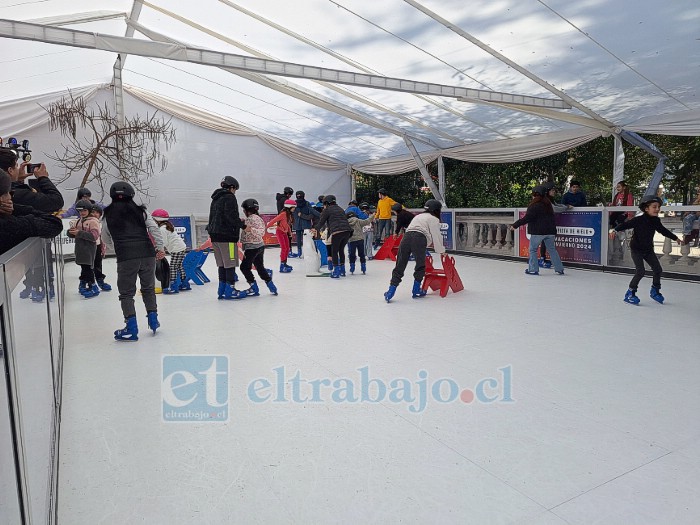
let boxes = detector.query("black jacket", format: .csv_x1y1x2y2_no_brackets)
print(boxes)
395,209,415,235
316,203,352,236
276,192,290,213
104,203,155,263
615,213,679,253
207,189,245,242
11,178,64,213
0,204,63,255
512,200,556,236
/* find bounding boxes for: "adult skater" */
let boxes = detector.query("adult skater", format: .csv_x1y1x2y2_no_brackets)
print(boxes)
510,185,565,276
102,182,165,341
384,199,444,302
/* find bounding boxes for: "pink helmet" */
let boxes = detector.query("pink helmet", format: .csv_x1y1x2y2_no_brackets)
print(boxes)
152,208,170,220
283,199,296,208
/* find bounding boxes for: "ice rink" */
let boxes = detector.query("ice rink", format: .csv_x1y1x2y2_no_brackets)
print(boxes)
58,250,700,524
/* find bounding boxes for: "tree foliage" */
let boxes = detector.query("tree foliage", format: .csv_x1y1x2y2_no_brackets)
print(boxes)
44,91,176,198
356,135,700,208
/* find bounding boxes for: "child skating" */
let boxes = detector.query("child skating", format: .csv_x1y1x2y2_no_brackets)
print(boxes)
151,209,189,294
384,199,445,302
238,198,278,296
267,199,296,273
612,195,684,304
67,199,102,298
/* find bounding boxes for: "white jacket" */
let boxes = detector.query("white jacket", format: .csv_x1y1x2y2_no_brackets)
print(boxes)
161,227,187,254
405,212,445,253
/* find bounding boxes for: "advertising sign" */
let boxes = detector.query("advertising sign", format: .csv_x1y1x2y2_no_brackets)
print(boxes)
518,211,602,264
440,211,453,250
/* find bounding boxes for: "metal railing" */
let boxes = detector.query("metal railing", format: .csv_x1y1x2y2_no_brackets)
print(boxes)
1,236,65,525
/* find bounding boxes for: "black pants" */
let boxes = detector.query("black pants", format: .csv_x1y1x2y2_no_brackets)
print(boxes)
93,249,105,281
241,246,271,283
79,264,96,284
390,231,427,287
295,229,304,253
629,249,662,291
347,239,366,264
330,230,352,266
117,257,157,318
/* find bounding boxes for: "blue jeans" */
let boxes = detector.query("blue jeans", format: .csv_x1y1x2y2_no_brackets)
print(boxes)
528,235,563,273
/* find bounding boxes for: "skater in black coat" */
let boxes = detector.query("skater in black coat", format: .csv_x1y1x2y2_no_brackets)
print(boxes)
613,195,683,305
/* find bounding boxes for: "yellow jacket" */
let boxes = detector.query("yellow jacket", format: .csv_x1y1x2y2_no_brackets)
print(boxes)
375,196,397,219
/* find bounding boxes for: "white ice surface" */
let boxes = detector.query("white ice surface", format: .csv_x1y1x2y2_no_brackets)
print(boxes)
57,251,700,524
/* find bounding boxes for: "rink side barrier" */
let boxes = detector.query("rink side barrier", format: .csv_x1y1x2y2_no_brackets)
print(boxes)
1,236,65,524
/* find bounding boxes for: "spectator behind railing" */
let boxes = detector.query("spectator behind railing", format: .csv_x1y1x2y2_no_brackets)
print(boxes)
0,148,63,213
0,169,63,256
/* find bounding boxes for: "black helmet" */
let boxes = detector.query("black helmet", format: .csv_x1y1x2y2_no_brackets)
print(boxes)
221,176,239,190
296,190,305,199
541,182,555,192
424,199,442,214
284,186,293,195
323,194,336,205
348,199,358,206
241,198,259,211
359,202,369,210
639,195,662,211
532,185,546,196
346,211,357,219
77,187,92,199
378,188,387,195
391,202,402,212
75,199,93,211
110,181,135,199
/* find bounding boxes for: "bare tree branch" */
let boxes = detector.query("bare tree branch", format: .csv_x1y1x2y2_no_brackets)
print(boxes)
43,90,176,197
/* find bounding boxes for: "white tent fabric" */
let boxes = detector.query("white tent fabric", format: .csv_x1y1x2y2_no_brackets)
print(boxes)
0,0,698,181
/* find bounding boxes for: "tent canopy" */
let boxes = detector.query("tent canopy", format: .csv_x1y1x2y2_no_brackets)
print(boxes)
1,0,698,174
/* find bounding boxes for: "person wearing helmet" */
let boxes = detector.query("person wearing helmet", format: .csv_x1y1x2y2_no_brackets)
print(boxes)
392,202,416,236
238,198,278,297
612,195,684,304
61,187,102,218
510,185,565,276
207,176,246,299
151,209,189,294
102,181,166,340
374,188,397,249
276,186,294,213
267,199,297,273
67,200,103,298
291,190,320,259
384,199,445,302
311,194,353,278
345,199,368,220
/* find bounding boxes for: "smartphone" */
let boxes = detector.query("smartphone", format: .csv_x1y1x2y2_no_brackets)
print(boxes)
25,163,42,174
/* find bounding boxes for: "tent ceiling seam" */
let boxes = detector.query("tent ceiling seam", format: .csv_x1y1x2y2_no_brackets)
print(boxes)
537,0,691,111
136,4,459,145
403,0,614,129
220,0,506,139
